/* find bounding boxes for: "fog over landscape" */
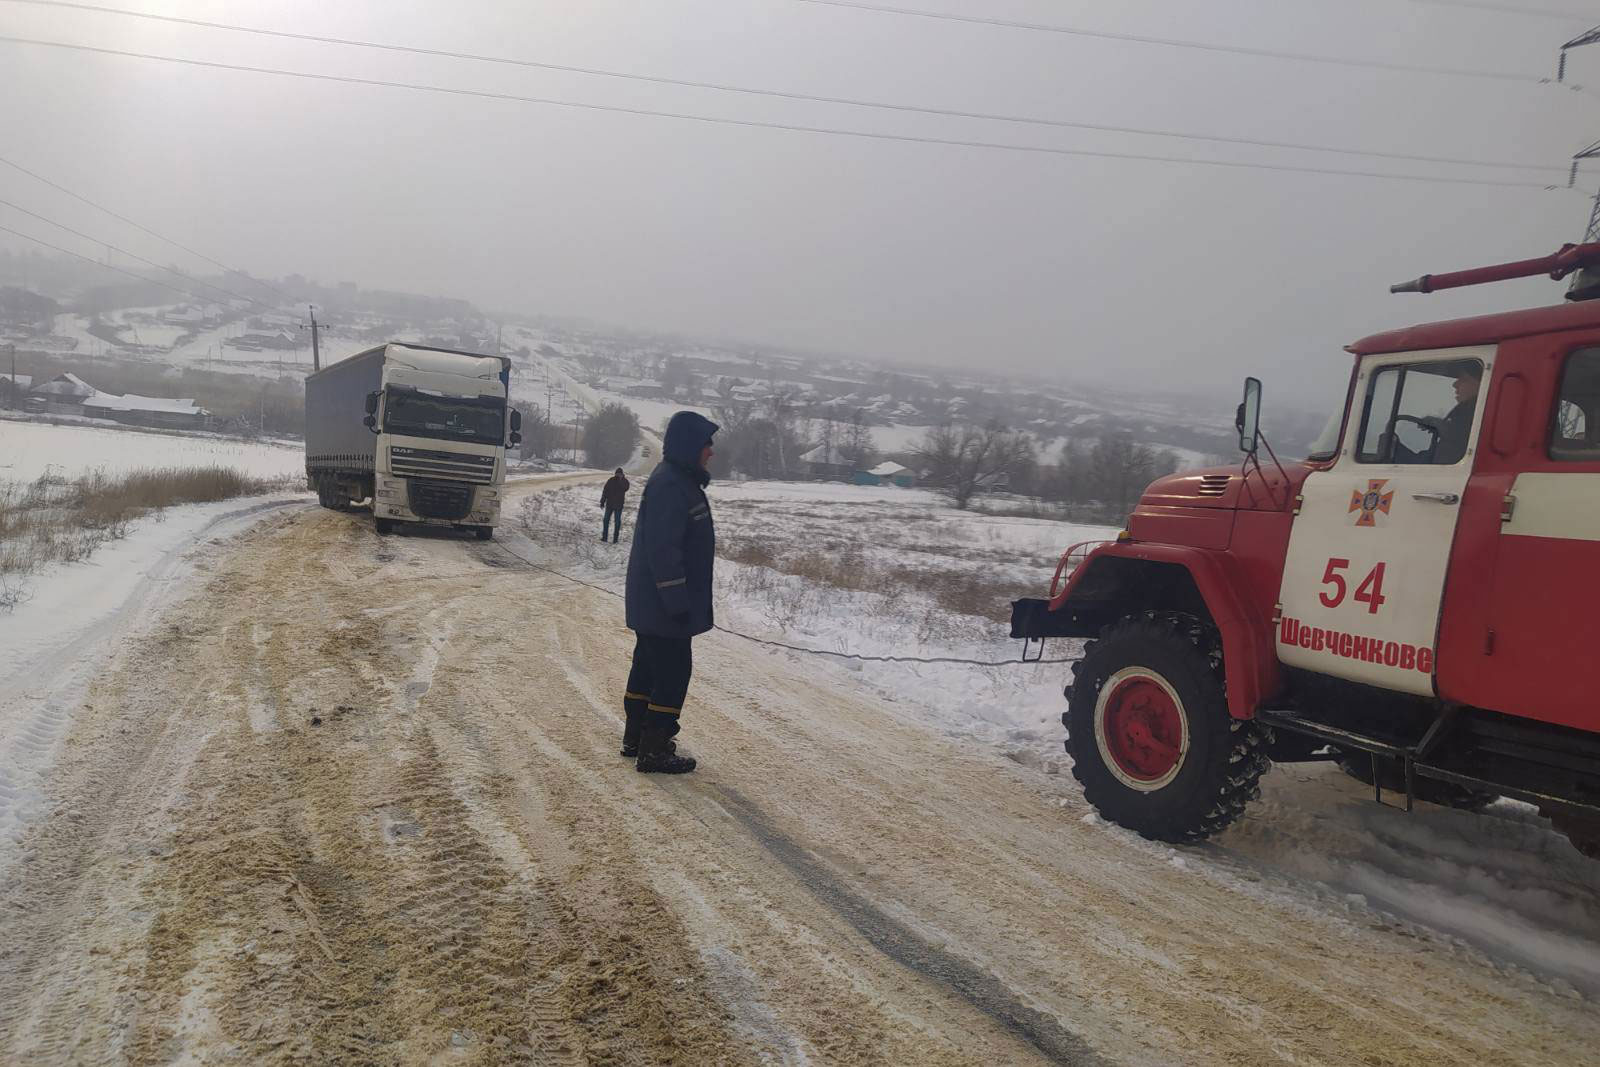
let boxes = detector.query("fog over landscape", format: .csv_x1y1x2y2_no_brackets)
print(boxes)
2,0,1597,407
8,4,1600,1063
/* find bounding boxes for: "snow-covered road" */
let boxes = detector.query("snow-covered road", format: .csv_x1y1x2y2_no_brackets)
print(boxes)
0,481,1595,1064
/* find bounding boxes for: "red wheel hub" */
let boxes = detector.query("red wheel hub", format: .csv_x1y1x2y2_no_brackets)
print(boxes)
1101,676,1184,782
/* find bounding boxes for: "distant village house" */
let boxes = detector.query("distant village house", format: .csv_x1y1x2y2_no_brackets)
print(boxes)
854,461,915,488
19,372,209,429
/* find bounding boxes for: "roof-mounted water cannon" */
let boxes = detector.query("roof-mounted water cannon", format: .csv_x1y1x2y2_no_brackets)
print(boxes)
1389,242,1600,301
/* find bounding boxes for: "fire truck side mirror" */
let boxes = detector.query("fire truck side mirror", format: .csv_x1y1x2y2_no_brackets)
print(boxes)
364,391,379,415
1238,377,1262,454
510,409,522,431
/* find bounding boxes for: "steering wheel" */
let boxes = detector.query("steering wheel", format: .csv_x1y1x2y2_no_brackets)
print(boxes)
1389,414,1440,461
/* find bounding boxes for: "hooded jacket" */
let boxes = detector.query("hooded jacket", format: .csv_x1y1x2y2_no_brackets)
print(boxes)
600,472,630,509
625,411,719,638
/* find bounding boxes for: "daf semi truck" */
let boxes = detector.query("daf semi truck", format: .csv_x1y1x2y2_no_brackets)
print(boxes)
304,342,521,539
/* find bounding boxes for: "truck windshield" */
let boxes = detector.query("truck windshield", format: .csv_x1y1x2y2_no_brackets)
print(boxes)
384,389,505,445
1305,408,1343,461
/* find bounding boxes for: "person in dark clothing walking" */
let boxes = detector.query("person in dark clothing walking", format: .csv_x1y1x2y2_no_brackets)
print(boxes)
600,467,630,543
621,411,718,774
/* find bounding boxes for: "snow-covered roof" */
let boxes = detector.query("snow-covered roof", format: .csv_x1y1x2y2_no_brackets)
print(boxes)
31,373,96,398
83,393,207,415
1,373,32,389
867,461,908,477
799,444,849,466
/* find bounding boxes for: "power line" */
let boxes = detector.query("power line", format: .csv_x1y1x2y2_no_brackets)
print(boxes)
0,220,250,305
0,0,1565,175
1406,0,1597,21
0,34,1568,191
0,154,296,304
484,538,1080,667
792,0,1550,83
0,195,281,310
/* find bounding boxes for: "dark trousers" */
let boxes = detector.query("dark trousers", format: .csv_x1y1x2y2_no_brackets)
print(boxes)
624,634,693,741
602,506,623,542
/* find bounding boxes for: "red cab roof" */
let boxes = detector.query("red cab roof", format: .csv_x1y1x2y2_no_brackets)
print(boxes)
1348,299,1600,356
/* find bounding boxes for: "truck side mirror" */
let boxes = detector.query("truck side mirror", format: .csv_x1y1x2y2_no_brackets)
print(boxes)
364,391,379,415
510,431,523,446
1238,377,1262,454
363,413,377,431
510,409,522,431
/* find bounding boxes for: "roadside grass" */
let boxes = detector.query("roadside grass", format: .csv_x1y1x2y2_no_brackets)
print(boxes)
0,466,294,608
519,485,1058,634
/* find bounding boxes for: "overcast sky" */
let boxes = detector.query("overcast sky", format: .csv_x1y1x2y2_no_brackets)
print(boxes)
2,0,1597,409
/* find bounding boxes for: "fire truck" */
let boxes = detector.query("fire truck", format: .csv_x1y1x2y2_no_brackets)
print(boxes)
1012,244,1600,858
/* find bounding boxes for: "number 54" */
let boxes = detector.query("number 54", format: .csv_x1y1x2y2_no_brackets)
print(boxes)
1318,558,1388,615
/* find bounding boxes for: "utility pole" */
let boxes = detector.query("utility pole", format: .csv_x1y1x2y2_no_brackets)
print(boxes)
4,342,15,410
300,303,328,372
1568,140,1600,300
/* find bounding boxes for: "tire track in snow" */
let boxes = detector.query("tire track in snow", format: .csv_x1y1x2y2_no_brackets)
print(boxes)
711,785,1107,1067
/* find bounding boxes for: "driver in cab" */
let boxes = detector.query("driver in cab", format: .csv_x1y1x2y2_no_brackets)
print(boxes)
1386,363,1481,465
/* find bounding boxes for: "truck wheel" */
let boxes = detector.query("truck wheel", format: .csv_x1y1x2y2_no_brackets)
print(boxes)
474,526,493,541
1065,612,1269,843
1541,809,1600,860
1336,754,1499,813
315,479,335,510
375,519,395,535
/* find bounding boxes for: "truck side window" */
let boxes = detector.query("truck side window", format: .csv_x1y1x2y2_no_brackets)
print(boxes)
1355,359,1483,465
1551,347,1600,461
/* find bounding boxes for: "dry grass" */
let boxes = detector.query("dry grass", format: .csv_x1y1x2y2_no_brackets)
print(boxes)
520,485,1032,636
720,536,1021,624
0,466,289,599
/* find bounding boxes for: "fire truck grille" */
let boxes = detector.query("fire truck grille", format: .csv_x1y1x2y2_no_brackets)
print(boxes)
1197,475,1231,497
406,479,475,520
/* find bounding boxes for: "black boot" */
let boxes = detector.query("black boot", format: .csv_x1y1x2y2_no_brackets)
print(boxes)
636,714,695,774
620,700,646,758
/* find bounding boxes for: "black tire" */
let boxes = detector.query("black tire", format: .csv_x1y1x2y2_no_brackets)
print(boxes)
1335,754,1499,813
315,478,335,510
474,526,494,541
1065,611,1270,843
1540,809,1600,860
375,518,395,535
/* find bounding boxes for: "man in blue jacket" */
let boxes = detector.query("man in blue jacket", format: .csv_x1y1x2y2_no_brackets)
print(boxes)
622,410,719,773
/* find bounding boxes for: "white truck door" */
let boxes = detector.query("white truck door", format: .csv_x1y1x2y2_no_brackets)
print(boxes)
1277,347,1490,696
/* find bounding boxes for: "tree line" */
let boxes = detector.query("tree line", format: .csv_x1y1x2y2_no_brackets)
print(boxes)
513,394,1185,519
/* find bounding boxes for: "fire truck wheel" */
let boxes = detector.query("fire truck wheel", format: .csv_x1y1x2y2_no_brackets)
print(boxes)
1065,612,1269,843
1335,754,1499,813
374,519,395,535
1541,809,1600,860
315,479,335,510
474,526,494,541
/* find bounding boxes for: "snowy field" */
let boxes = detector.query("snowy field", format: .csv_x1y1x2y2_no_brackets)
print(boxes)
518,476,1600,998
0,420,305,483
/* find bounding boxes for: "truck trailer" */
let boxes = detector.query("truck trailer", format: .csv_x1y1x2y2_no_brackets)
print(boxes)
304,342,521,539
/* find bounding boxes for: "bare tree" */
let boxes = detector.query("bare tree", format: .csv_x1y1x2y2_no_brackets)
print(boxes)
839,408,877,473
1084,433,1180,515
915,420,1033,509
513,403,558,462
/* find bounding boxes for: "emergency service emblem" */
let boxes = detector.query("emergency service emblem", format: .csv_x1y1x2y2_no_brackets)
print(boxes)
1348,479,1394,527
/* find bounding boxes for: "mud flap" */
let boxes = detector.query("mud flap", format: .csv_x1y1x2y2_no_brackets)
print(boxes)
1010,598,1083,640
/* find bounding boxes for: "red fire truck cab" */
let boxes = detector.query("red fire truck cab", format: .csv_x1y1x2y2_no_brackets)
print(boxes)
1013,245,1600,857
